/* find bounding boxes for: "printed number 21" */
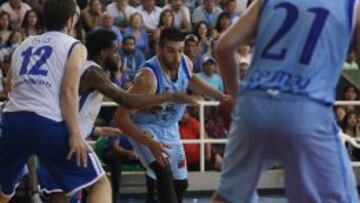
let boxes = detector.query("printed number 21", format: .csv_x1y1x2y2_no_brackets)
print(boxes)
261,2,329,65
19,45,53,76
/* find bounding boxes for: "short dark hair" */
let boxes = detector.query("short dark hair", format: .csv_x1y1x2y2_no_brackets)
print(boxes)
85,29,117,59
158,27,185,47
122,35,136,44
43,0,76,31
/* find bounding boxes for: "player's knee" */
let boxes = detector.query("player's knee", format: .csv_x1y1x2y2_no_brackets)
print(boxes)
174,179,188,191
150,162,173,180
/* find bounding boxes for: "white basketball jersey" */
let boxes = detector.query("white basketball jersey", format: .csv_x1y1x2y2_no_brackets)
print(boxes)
79,60,104,138
4,32,79,121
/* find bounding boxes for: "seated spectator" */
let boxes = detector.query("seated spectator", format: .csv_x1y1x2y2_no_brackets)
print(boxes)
238,57,249,80
136,0,161,33
192,0,223,28
158,9,175,31
179,111,211,171
163,0,192,33
342,111,360,161
0,0,31,29
224,0,240,22
0,11,12,48
194,21,212,55
213,12,232,39
184,34,202,73
119,35,145,80
342,85,360,113
94,12,123,47
106,0,137,28
335,106,347,126
343,50,359,70
235,44,252,65
103,135,140,203
196,56,224,94
80,0,102,32
20,10,42,38
123,13,150,57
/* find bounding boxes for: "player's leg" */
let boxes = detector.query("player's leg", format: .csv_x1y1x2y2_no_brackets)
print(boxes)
170,144,188,203
280,99,359,203
213,95,272,203
35,118,111,203
0,112,35,203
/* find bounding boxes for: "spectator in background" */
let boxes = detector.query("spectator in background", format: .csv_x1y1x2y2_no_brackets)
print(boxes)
106,0,137,28
136,0,161,33
158,9,175,31
123,12,150,57
335,106,347,126
119,35,145,80
103,135,140,203
95,12,123,47
343,50,359,70
224,0,240,22
184,34,202,73
194,21,212,55
0,11,12,48
342,111,360,161
192,0,222,28
20,10,42,38
163,0,192,33
179,110,211,171
213,12,232,39
343,85,359,113
235,44,252,64
0,0,31,29
196,56,224,94
80,0,102,32
238,58,249,80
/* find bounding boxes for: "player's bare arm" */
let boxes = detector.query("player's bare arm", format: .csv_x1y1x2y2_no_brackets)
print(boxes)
60,43,88,168
82,67,196,109
114,69,170,167
215,0,262,96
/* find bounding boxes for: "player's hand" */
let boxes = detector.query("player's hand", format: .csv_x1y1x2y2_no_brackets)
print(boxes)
148,139,171,167
168,92,199,106
67,135,89,168
94,127,122,137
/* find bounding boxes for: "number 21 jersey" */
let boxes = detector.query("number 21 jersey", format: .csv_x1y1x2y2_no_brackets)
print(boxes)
5,32,79,122
240,0,358,104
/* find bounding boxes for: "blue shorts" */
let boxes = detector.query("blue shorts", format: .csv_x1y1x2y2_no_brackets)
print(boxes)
0,112,105,197
129,124,187,180
217,91,359,203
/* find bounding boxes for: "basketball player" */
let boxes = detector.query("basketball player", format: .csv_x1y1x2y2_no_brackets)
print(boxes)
38,29,197,203
0,0,106,202
115,27,229,203
212,0,360,202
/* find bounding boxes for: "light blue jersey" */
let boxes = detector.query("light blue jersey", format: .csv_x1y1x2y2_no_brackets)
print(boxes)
131,55,191,130
240,0,357,104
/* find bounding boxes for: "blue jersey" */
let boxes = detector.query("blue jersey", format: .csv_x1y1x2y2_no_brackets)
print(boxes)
240,0,357,104
131,55,191,128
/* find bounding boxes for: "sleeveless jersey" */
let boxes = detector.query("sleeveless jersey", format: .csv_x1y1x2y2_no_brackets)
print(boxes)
5,31,79,121
240,0,358,104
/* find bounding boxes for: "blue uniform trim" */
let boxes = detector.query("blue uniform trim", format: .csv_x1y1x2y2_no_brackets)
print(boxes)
180,57,191,80
79,92,90,111
347,0,356,32
67,41,80,59
260,0,270,14
143,62,163,94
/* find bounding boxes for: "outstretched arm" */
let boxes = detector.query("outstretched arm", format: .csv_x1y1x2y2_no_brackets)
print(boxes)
82,67,195,109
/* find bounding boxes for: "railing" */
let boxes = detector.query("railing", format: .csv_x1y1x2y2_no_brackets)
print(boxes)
101,100,360,171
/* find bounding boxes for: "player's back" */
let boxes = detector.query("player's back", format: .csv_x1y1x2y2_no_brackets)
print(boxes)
5,31,79,121
241,0,357,104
